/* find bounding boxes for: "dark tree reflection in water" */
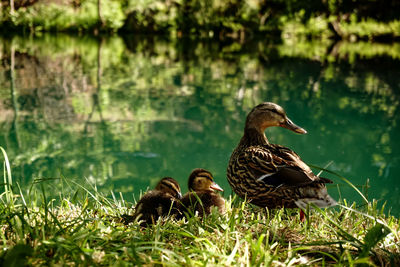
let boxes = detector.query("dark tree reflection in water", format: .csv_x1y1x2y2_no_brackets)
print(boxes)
0,34,399,214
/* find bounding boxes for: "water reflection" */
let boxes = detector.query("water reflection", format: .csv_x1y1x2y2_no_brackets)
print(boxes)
0,34,399,214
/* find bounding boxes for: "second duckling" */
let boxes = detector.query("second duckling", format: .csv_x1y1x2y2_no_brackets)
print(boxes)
179,168,225,217
133,177,182,226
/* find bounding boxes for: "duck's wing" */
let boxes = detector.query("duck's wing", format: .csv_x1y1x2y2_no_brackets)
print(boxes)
241,145,332,187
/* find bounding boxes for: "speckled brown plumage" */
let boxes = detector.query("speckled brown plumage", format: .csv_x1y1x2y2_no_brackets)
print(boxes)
179,168,225,217
227,102,337,209
133,177,182,226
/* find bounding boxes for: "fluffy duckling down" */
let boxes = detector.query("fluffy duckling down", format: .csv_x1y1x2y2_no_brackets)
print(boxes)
133,177,182,225
179,168,225,217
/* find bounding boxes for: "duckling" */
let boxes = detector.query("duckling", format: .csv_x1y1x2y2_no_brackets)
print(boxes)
133,177,182,225
179,168,225,217
227,102,337,211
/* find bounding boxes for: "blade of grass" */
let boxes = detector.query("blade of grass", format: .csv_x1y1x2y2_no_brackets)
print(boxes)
312,204,363,247
1,146,13,205
309,164,368,204
338,204,398,243
316,160,334,177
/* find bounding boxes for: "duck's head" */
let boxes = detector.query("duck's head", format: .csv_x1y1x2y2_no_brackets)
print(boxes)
188,168,224,192
155,177,182,199
245,102,307,134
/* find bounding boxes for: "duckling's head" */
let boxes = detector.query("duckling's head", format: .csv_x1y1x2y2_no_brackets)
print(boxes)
188,168,224,192
155,177,182,199
245,102,307,134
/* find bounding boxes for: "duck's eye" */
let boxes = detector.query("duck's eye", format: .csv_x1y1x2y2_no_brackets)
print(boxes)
270,108,286,117
161,180,180,194
263,108,279,115
193,177,209,189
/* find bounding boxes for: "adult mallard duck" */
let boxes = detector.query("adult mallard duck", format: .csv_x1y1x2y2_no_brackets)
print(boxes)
227,102,337,210
179,168,225,217
132,177,182,225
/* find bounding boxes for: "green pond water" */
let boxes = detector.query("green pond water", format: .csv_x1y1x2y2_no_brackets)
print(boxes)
0,34,399,215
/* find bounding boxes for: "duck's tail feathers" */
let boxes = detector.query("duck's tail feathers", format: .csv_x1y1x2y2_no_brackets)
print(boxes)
295,194,337,209
294,183,337,209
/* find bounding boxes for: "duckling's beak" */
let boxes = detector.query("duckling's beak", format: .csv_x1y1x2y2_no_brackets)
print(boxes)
210,182,224,192
281,118,307,134
176,192,183,199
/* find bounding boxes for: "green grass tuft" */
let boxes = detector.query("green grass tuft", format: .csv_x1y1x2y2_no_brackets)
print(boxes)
1,147,399,265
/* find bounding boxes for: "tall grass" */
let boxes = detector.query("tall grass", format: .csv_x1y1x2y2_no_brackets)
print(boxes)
0,147,399,265
1,147,13,205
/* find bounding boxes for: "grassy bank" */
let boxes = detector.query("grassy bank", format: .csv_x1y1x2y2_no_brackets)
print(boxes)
1,148,399,265
1,0,400,41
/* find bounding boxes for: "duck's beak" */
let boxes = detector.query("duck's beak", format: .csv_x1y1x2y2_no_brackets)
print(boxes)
281,118,307,134
210,182,224,192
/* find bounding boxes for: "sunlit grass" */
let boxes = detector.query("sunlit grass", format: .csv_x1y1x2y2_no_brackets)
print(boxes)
278,38,400,62
1,147,399,265
4,1,124,32
340,19,400,40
